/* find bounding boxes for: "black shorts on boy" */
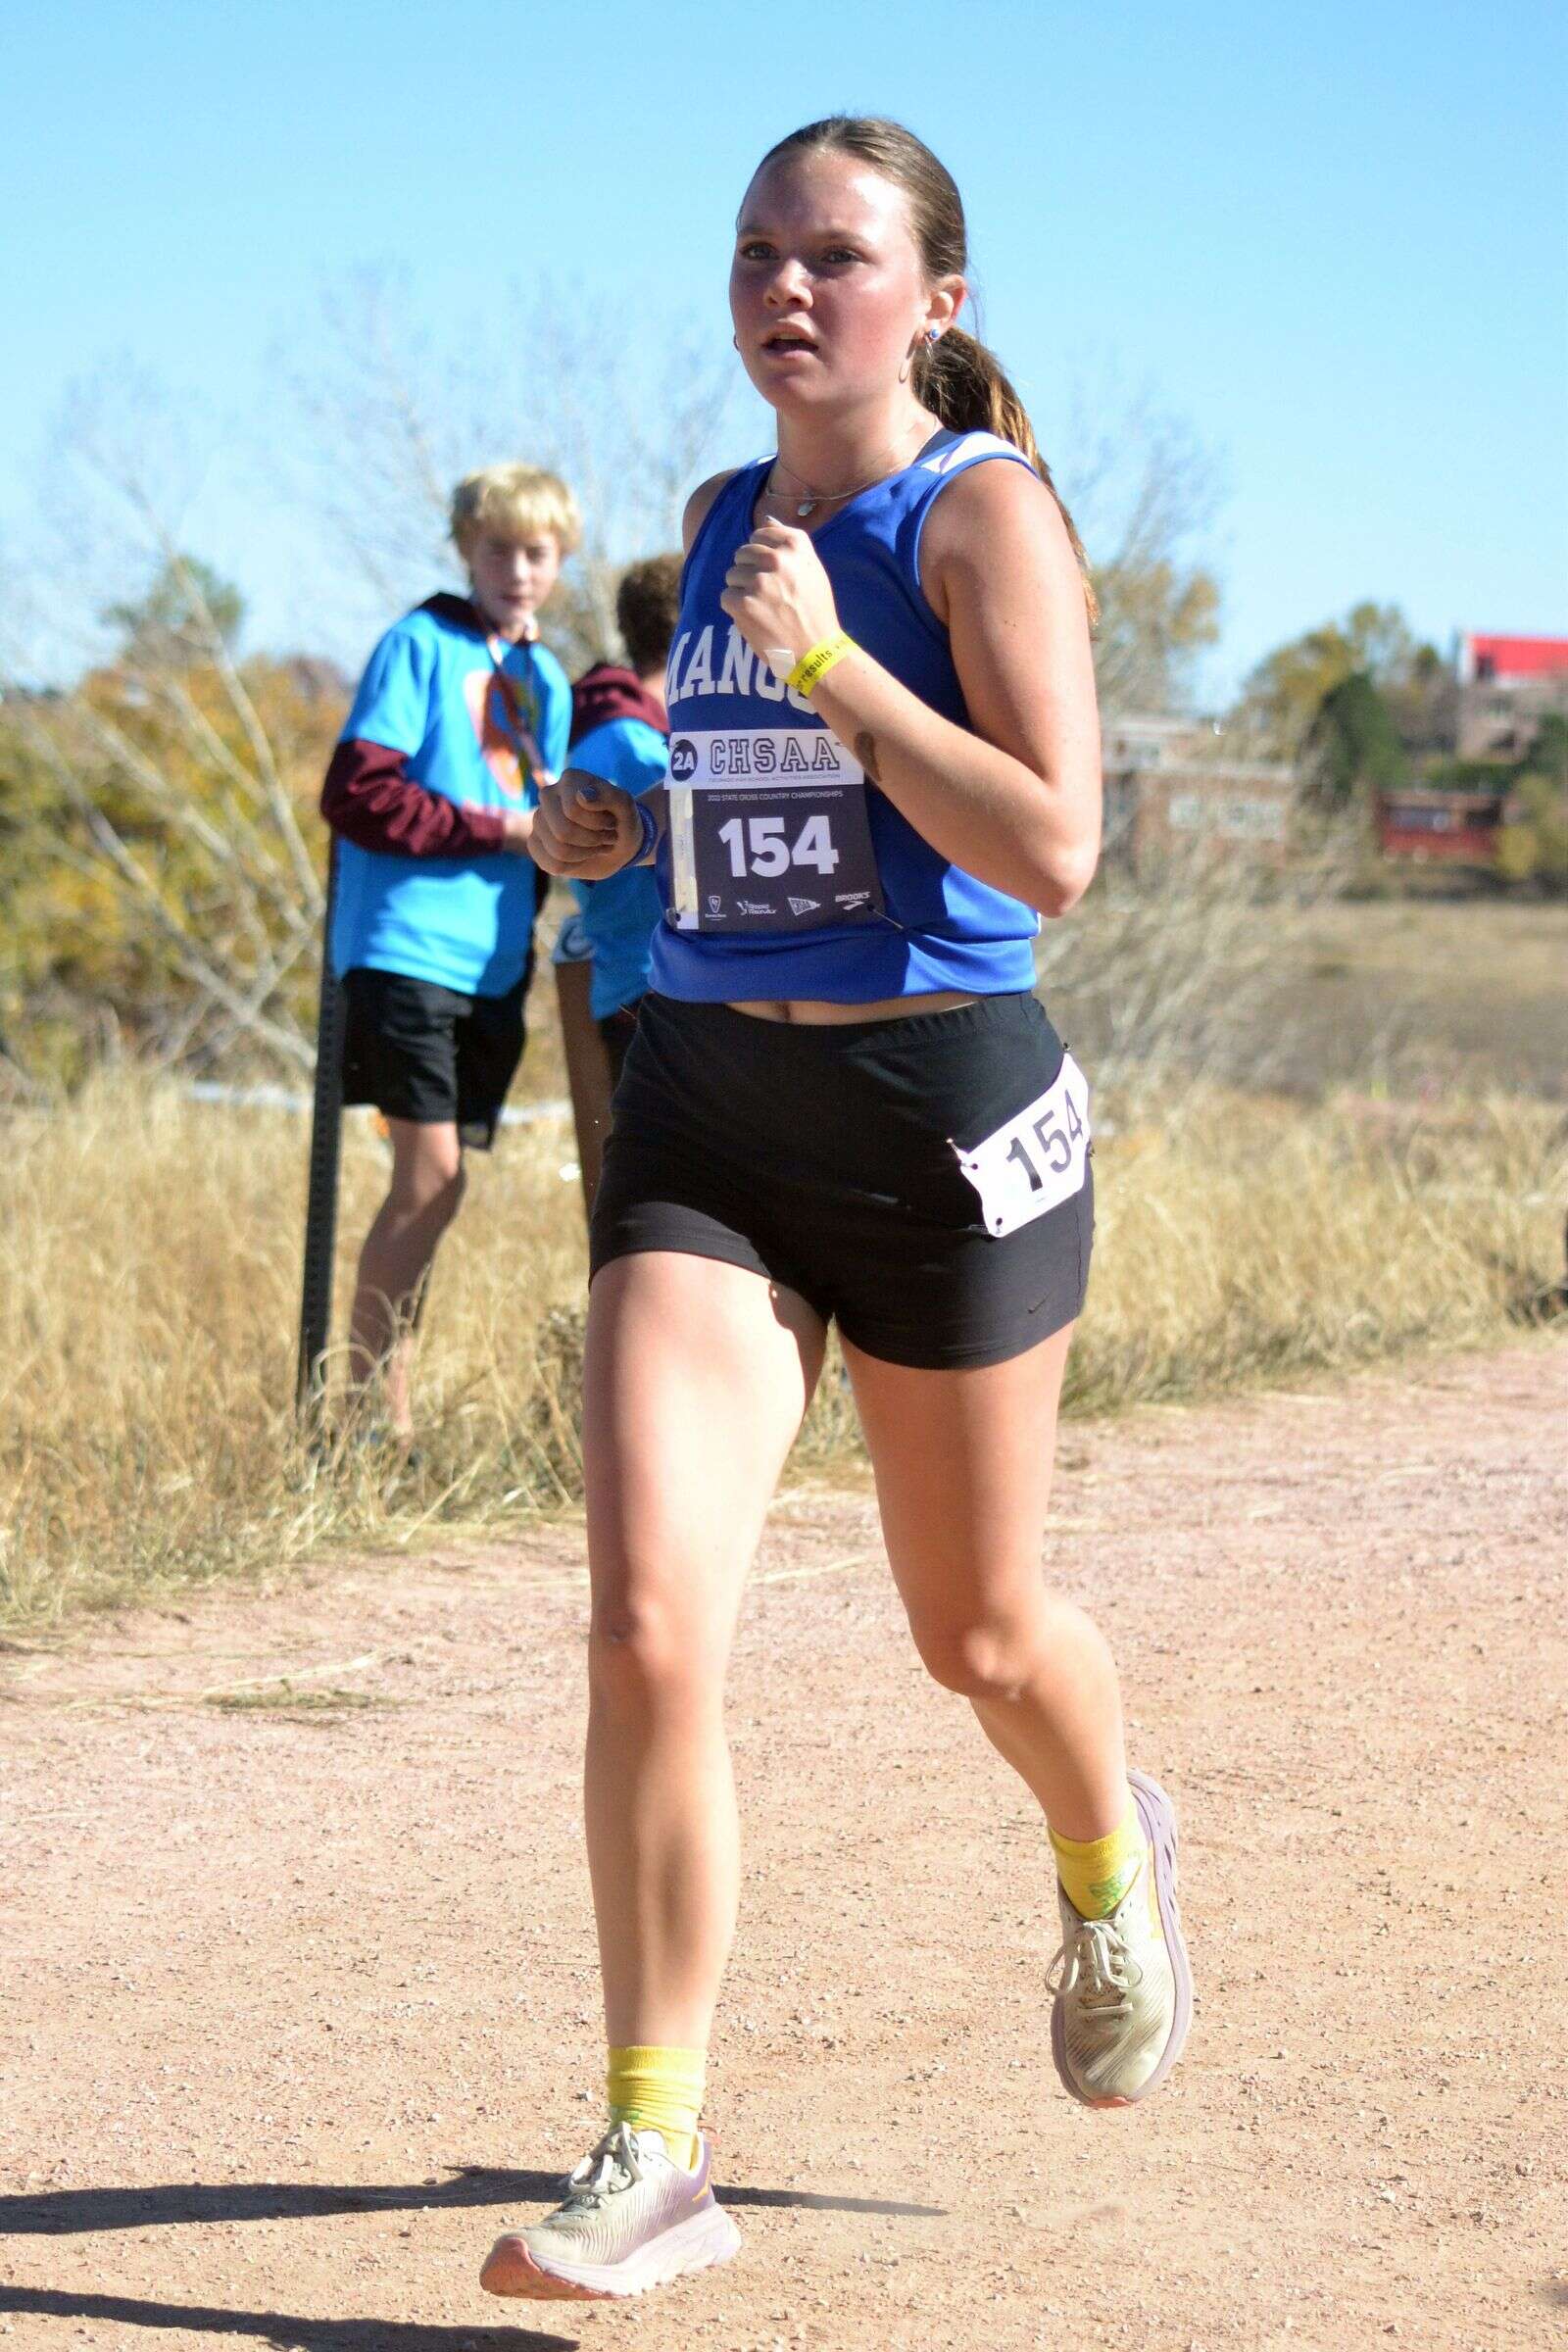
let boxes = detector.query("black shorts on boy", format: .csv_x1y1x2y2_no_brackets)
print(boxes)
340,963,530,1152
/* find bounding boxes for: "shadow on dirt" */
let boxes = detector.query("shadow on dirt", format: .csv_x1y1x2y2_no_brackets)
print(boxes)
0,2165,943,2236
0,2287,575,2351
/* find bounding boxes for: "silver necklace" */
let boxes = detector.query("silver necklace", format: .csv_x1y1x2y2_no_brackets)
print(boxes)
765,429,924,518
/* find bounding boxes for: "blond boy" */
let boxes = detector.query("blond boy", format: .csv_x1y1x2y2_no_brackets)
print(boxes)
320,464,578,1439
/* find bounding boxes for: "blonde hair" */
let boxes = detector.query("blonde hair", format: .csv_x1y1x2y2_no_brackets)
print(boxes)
450,464,582,559
757,117,1098,624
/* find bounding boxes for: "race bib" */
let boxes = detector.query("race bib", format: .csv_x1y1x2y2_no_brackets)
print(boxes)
954,1052,1091,1238
665,726,883,933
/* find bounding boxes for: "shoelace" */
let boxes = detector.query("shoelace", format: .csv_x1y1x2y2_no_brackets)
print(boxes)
1046,1916,1145,2016
560,2121,646,2209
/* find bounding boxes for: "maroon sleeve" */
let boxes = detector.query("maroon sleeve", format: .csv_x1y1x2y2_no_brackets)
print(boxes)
319,737,509,858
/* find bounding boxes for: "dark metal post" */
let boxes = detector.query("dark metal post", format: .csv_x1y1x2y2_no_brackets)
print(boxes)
296,842,345,1425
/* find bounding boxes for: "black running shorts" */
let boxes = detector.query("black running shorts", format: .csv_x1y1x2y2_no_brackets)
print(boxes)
339,964,530,1152
590,991,1093,1369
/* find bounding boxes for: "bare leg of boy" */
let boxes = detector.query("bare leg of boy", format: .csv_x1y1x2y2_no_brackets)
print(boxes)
347,1117,465,1441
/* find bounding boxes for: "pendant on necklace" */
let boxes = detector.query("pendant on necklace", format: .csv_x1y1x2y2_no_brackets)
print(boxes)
797,498,815,518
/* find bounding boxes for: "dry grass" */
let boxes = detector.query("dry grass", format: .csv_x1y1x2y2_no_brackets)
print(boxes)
1172,894,1568,1103
2,1070,1561,1634
1035,846,1568,1105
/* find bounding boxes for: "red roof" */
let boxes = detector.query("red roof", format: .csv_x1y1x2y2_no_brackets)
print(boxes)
1463,633,1568,678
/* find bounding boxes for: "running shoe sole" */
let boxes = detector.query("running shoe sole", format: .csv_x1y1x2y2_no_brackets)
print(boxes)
1051,1766,1194,2111
480,2201,741,2301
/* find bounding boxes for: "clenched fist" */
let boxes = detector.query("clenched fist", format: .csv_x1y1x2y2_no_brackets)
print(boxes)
720,519,841,672
530,769,645,880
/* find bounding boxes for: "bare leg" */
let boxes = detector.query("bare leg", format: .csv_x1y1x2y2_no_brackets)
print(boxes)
843,1324,1127,1840
582,1252,825,2047
347,1117,465,1439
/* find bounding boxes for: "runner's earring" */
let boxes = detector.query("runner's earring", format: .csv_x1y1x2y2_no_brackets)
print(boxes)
902,326,941,383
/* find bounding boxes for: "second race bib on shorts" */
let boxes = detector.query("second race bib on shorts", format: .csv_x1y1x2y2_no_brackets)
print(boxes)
665,727,884,934
953,1051,1091,1238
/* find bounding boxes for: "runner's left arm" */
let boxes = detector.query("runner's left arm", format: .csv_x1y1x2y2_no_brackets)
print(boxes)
721,471,1101,916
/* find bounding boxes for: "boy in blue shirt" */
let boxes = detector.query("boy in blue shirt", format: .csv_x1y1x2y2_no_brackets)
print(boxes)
319,463,577,1440
553,555,681,1203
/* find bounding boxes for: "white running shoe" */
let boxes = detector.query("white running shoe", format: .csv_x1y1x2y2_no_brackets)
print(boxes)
479,2122,740,2302
1048,1768,1193,2108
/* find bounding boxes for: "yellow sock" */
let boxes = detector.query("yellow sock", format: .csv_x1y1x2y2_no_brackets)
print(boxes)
606,2044,706,2171
1050,1800,1146,1920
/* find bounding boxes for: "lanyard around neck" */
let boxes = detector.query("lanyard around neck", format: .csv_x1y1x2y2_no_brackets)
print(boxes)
484,633,553,786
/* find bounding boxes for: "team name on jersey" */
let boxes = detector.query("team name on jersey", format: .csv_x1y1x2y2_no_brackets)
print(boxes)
666,623,811,714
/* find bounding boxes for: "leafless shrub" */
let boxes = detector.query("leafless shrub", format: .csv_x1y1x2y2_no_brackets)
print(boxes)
1038,815,1368,1111
1058,374,1226,715
279,270,739,670
3,285,740,1083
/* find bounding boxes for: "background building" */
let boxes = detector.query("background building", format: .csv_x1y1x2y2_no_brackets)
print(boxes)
1102,716,1297,873
1454,633,1568,760
1376,787,1507,863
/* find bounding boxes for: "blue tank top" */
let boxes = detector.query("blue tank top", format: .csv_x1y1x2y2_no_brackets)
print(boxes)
647,427,1043,1004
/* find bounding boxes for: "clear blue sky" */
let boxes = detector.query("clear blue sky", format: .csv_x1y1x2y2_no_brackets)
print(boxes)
3,0,1564,697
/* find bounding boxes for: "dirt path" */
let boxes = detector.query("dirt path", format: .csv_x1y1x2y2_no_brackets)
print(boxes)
3,1343,1566,2352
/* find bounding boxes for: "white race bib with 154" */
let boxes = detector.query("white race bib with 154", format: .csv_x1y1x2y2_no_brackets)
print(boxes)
953,1051,1091,1238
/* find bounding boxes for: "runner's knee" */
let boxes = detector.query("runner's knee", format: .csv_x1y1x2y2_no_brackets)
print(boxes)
589,1592,721,1715
907,1605,1043,1702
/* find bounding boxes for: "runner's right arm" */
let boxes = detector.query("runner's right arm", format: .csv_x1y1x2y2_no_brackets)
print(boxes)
530,768,649,879
682,469,739,557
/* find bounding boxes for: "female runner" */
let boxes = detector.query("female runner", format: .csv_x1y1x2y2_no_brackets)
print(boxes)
481,114,1192,2305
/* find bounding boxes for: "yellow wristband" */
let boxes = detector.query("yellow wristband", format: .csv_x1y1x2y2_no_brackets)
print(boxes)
787,632,856,697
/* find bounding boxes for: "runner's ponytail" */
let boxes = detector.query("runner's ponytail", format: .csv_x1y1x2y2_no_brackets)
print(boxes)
913,326,1096,620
